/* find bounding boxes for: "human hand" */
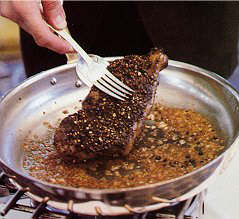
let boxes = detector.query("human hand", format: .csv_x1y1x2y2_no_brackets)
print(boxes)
0,0,73,54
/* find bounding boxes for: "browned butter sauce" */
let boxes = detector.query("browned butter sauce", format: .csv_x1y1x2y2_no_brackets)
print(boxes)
23,104,225,189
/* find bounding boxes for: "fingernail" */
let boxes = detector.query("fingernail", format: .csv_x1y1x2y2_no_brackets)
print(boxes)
68,45,75,52
54,15,67,29
65,42,74,53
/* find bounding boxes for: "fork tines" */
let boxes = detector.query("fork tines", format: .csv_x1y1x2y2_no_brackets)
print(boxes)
95,72,134,101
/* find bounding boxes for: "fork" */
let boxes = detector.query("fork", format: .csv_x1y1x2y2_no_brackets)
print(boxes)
48,25,134,101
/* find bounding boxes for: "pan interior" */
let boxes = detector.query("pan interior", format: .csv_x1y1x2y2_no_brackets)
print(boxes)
0,61,239,176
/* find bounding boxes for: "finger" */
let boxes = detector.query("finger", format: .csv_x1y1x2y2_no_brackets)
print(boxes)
17,2,73,54
42,0,66,30
32,24,73,54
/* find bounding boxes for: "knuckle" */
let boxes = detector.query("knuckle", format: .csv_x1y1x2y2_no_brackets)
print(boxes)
0,5,9,18
0,2,23,23
35,36,49,47
43,0,60,11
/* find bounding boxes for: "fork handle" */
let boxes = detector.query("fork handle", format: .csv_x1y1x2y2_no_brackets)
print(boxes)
47,24,92,65
63,27,78,64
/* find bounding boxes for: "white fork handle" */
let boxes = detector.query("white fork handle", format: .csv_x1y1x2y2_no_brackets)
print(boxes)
47,24,92,65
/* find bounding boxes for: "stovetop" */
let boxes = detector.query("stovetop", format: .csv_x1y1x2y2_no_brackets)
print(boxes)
0,190,201,219
0,197,199,219
0,174,204,219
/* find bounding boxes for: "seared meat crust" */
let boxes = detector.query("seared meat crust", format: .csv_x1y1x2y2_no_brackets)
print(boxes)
54,49,168,160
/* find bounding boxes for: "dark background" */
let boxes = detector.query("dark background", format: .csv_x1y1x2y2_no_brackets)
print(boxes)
21,2,239,79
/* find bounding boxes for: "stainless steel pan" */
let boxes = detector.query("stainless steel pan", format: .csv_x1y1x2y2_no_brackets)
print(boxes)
0,59,239,215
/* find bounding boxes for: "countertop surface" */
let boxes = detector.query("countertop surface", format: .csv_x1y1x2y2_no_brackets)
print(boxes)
202,149,239,219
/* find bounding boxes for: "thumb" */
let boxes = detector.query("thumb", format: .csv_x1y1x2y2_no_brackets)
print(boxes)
42,0,67,29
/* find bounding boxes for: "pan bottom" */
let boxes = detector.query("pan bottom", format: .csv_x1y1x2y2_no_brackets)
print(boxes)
22,103,225,189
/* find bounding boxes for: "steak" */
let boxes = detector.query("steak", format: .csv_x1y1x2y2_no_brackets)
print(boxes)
54,48,168,160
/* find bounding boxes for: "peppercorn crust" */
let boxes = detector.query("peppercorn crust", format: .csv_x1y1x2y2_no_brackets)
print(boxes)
54,48,168,160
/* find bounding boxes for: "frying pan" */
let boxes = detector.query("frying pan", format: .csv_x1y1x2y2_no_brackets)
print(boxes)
0,58,239,215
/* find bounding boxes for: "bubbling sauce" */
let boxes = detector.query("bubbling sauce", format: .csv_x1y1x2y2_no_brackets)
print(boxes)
23,104,225,189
